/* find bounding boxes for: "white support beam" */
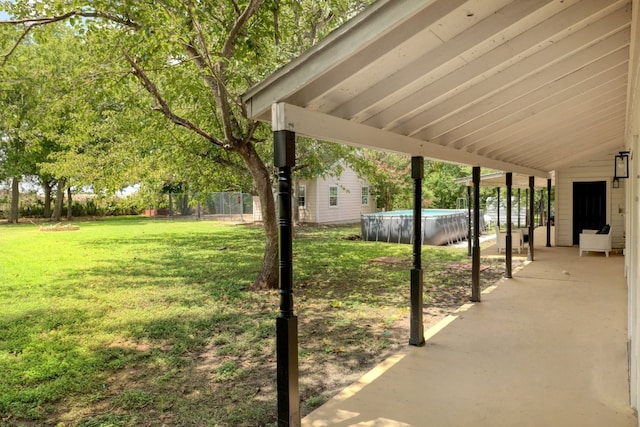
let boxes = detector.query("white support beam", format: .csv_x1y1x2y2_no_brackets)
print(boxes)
545,135,625,170
329,0,554,121
460,67,629,153
498,96,627,159
414,31,630,143
364,0,628,130
243,0,466,121
461,75,628,155
272,102,549,178
477,88,624,158
507,114,625,168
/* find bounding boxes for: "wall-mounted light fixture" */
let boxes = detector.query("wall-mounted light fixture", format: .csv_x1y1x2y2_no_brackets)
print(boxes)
613,177,620,188
614,151,630,179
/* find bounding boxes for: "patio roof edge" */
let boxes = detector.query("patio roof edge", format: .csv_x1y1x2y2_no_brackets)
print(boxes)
272,102,550,179
241,0,416,119
454,173,552,188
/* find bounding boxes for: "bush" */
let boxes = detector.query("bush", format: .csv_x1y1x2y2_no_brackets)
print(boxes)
20,199,45,217
13,195,144,219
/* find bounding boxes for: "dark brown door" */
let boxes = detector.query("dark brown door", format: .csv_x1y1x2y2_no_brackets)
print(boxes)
572,181,606,244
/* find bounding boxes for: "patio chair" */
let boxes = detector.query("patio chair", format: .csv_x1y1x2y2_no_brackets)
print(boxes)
495,226,524,254
579,225,612,257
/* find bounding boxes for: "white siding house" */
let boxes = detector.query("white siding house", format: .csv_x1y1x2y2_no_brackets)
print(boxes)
555,153,626,250
252,164,375,223
298,165,375,224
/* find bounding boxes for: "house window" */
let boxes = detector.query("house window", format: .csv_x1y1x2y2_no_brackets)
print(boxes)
329,186,338,207
361,186,369,206
298,185,306,208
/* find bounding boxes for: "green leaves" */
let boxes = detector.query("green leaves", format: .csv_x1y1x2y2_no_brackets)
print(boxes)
1,0,378,191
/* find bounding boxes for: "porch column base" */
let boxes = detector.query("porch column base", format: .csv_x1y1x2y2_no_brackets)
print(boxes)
277,316,300,427
410,268,425,346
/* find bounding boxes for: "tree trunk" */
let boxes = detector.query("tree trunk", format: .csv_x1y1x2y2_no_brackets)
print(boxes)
43,182,53,219
181,192,191,216
9,177,19,224
52,178,66,221
237,142,278,290
66,186,73,220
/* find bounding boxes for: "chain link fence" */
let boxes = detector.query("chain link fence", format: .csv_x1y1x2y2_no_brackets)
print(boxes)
144,192,253,221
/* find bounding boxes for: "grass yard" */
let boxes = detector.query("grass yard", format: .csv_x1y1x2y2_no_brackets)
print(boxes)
0,217,509,426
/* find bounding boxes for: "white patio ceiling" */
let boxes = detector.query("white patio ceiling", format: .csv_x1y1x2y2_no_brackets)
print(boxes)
242,0,632,180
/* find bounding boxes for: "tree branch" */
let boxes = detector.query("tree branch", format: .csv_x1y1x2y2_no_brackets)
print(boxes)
1,10,141,28
175,1,262,148
180,41,234,139
1,24,33,65
181,2,235,142
221,0,263,58
123,51,224,148
292,163,309,173
1,10,140,65
185,1,215,73
205,0,263,146
243,119,261,147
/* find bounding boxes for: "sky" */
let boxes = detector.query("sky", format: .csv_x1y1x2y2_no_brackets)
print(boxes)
0,0,12,20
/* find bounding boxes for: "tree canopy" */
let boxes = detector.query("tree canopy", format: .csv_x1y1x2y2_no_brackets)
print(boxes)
1,0,488,287
1,0,375,288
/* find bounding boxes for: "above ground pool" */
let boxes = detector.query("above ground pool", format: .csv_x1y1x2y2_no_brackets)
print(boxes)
361,209,484,246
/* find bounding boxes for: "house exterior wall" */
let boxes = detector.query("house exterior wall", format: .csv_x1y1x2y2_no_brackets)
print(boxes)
253,165,375,224
629,132,639,414
627,0,640,417
299,165,375,224
555,156,626,249
252,196,262,222
298,180,319,223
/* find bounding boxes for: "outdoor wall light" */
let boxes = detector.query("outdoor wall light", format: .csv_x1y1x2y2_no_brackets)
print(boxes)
613,177,620,188
614,151,630,179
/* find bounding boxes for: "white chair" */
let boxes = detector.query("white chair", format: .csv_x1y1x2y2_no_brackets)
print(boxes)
579,226,612,257
495,226,524,254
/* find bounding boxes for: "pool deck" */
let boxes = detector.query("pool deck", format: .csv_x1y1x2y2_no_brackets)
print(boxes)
302,227,637,427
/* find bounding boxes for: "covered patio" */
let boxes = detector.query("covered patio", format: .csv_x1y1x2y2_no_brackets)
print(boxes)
303,229,635,426
242,0,640,425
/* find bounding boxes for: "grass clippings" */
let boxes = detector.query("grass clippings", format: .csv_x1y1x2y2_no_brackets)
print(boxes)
38,223,80,232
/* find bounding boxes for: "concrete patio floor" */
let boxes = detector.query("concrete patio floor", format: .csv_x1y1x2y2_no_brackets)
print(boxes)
303,228,637,427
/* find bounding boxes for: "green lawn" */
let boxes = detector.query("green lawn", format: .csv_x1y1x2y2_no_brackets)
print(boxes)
0,217,499,426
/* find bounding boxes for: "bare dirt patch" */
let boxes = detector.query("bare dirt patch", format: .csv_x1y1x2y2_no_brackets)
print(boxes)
66,257,518,427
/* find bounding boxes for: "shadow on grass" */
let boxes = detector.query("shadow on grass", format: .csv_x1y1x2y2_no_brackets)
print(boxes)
77,226,264,289
0,307,144,421
1,221,512,426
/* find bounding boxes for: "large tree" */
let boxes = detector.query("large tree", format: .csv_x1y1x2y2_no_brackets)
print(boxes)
1,0,372,289
0,24,45,223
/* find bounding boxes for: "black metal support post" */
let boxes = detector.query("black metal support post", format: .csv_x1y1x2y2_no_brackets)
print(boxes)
525,188,529,227
517,188,521,228
471,167,481,302
467,186,472,257
274,130,300,427
539,189,544,226
506,173,513,278
528,176,535,262
496,187,501,229
410,157,425,346
546,178,552,247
